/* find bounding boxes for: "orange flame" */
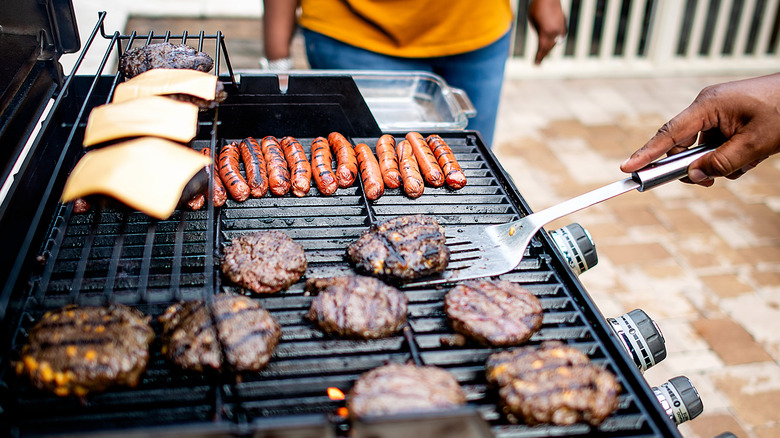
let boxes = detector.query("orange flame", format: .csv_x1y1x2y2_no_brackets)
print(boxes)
327,387,345,401
337,407,349,417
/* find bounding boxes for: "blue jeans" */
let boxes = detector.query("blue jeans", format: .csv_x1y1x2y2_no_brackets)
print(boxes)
302,28,511,147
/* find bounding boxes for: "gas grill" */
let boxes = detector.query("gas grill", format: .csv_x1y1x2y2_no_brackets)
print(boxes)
0,5,685,437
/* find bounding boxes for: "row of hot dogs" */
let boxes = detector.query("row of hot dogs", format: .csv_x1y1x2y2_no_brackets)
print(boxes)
188,131,466,209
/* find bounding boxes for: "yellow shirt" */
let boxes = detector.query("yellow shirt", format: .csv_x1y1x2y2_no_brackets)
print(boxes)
298,0,513,58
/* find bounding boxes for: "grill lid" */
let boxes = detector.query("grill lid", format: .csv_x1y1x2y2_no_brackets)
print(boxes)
0,0,80,186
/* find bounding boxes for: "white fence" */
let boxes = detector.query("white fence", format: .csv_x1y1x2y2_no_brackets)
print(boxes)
507,0,780,78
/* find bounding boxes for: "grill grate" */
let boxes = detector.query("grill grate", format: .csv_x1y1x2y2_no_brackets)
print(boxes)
0,11,679,438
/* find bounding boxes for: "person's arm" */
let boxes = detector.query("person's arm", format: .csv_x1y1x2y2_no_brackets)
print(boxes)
527,0,567,65
263,0,298,63
620,73,780,186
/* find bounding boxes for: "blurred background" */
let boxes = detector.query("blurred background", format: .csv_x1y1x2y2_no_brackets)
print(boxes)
64,1,780,437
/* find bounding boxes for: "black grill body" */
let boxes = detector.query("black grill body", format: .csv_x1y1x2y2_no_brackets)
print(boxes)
0,11,682,438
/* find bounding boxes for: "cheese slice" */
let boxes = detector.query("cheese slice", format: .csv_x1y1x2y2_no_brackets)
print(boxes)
112,68,218,103
83,96,198,147
61,138,211,219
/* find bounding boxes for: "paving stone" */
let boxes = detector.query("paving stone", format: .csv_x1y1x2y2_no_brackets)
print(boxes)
711,362,780,426
686,412,749,438
692,317,773,365
599,242,673,265
699,274,754,299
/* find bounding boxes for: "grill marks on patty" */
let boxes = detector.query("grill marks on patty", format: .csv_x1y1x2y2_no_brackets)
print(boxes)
221,230,307,294
486,341,621,426
346,215,450,281
159,294,281,372
16,304,154,397
445,279,543,346
306,276,408,339
347,363,467,417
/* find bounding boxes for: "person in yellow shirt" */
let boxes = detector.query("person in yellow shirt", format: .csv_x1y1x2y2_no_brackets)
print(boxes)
263,0,566,147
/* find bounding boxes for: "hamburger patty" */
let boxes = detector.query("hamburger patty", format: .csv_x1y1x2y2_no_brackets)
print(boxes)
159,294,281,372
346,215,449,281
119,42,214,79
445,279,543,346
221,230,307,294
485,341,620,426
16,304,154,397
347,363,467,417
306,276,408,339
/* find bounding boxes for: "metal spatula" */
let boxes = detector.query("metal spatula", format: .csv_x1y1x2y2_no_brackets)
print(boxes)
404,145,714,288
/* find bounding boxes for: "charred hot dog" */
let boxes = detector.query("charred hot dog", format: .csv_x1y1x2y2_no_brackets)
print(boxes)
327,132,357,188
396,139,424,198
426,135,467,190
311,137,338,196
406,132,444,187
261,136,291,196
375,134,401,189
280,136,312,197
355,142,385,200
218,141,250,202
240,137,269,198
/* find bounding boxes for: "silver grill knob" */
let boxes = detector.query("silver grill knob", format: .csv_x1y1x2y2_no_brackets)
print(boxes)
652,376,704,424
607,309,666,373
548,223,597,275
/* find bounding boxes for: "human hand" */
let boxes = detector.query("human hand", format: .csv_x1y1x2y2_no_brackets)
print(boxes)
620,73,780,187
528,0,567,65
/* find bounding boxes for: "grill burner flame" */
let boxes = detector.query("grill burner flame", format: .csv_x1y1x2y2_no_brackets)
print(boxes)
327,387,345,401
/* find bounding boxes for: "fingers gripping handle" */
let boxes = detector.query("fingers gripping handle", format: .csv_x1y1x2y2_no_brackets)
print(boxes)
632,145,716,191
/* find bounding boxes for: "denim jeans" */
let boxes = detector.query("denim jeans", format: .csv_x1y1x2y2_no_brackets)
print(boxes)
302,28,511,147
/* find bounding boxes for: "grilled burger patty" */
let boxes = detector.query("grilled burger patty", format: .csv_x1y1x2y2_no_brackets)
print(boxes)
346,215,450,281
306,276,408,339
221,230,307,294
119,42,214,79
16,304,154,397
445,279,543,346
347,363,467,417
159,294,281,372
485,341,620,426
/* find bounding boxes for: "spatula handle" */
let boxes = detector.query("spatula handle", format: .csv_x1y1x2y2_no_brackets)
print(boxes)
632,145,716,191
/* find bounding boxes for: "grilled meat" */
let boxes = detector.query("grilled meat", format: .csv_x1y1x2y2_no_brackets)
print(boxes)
347,363,467,417
221,230,307,294
306,276,408,339
485,341,620,426
16,304,154,397
159,294,281,372
445,279,543,346
166,80,227,110
120,42,214,79
346,215,449,281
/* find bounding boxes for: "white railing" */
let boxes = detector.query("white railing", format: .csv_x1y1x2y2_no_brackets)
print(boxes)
507,0,780,78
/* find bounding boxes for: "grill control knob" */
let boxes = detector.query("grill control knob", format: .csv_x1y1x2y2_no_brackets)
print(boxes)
652,376,704,425
548,223,597,275
607,309,666,373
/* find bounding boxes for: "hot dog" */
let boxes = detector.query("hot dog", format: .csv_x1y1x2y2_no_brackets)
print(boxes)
426,135,467,190
187,193,205,211
375,134,401,189
261,136,291,196
354,142,385,200
218,141,250,202
280,136,312,197
396,139,424,199
201,147,227,207
239,137,269,197
406,132,444,187
327,132,357,188
311,137,338,196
